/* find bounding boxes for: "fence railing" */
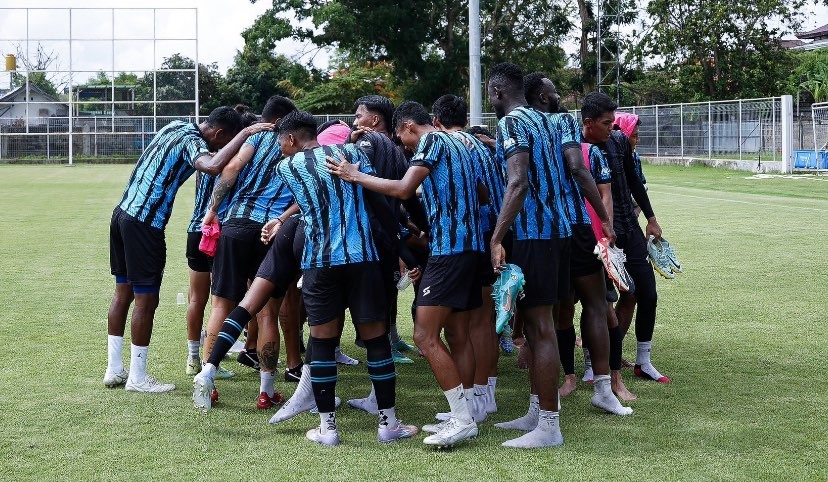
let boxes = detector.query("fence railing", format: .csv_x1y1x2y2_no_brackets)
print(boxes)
0,96,815,171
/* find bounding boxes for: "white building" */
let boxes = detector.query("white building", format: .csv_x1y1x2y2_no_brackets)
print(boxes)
0,83,69,127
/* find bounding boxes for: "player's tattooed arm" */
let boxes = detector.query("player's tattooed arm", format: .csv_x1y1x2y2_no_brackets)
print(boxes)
490,152,529,270
202,144,256,226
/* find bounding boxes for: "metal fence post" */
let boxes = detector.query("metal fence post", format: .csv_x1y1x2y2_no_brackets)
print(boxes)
772,98,777,163
655,105,659,157
708,102,712,160
680,104,684,158
738,99,743,162
781,95,793,173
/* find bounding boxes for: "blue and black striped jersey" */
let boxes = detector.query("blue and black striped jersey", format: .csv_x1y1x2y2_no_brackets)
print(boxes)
586,144,612,185
550,112,592,227
187,172,230,233
118,120,209,229
452,131,505,234
277,143,379,269
496,107,572,240
632,150,646,184
223,131,293,224
410,131,484,256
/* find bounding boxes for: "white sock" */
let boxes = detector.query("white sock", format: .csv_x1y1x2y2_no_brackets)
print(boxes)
636,341,652,365
487,377,498,410
107,335,124,372
591,374,633,416
582,347,594,382
199,330,206,347
199,362,217,380
319,411,337,434
129,344,148,383
444,385,472,423
260,371,275,397
187,340,200,359
378,406,399,428
538,410,559,431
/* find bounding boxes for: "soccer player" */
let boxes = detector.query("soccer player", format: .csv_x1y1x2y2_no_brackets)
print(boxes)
581,92,669,384
523,72,631,415
486,63,614,447
276,110,417,446
199,95,298,409
106,106,269,392
432,94,505,419
327,101,484,448
183,108,258,378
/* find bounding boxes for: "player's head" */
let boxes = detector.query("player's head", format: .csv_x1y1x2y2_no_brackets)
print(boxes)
262,95,297,125
431,94,468,130
581,91,617,144
392,101,432,151
524,72,560,114
614,112,641,149
466,125,493,138
353,95,394,132
278,110,318,157
233,105,259,128
487,62,525,119
203,106,244,151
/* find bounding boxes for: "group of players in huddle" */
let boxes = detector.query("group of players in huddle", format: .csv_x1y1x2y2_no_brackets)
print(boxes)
104,61,670,449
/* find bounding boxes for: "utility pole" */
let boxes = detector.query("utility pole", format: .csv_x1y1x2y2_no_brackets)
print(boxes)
469,0,482,125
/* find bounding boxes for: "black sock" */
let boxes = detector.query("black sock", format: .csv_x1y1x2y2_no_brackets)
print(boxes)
609,325,623,371
556,326,576,375
207,307,252,366
364,334,396,410
309,336,338,413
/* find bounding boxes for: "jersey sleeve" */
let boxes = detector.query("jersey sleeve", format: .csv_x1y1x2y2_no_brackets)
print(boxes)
245,131,264,150
181,133,210,167
409,133,442,171
559,113,582,151
349,145,377,176
588,145,612,184
633,151,646,184
497,115,530,159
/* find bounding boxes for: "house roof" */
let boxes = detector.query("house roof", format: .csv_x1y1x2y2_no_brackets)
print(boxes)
0,82,64,104
780,39,807,49
797,23,828,40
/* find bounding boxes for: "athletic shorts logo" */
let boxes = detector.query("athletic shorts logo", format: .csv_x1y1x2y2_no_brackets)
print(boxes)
422,286,431,296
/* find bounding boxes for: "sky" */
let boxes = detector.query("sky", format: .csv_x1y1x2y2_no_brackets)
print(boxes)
0,0,331,83
1,0,826,86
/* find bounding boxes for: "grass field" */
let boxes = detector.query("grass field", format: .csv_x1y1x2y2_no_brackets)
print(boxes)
1,164,827,481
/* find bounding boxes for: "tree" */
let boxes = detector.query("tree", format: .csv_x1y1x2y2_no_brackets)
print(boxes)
640,0,806,100
11,43,63,98
133,54,227,116
247,0,572,105
787,50,828,103
281,61,401,113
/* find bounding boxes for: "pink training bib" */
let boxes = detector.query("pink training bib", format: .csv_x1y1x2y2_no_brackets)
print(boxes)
199,222,221,257
582,143,604,242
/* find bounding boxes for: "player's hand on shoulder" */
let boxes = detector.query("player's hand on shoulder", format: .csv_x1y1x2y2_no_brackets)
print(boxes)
325,153,361,182
350,126,372,143
246,122,276,136
474,133,496,149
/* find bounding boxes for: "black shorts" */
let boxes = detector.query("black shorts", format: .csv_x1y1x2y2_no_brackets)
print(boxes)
211,218,268,302
511,238,571,307
302,261,387,326
255,216,303,299
109,207,166,286
569,223,602,279
416,251,483,311
186,230,213,273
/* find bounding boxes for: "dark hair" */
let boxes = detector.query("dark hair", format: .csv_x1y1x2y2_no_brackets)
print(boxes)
392,101,432,131
431,94,468,129
354,95,394,130
466,125,493,138
240,112,258,127
262,95,297,122
489,62,525,94
558,105,569,113
206,106,243,135
278,110,317,139
523,72,547,104
581,92,618,121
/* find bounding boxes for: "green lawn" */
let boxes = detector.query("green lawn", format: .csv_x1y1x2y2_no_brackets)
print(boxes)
1,164,826,481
